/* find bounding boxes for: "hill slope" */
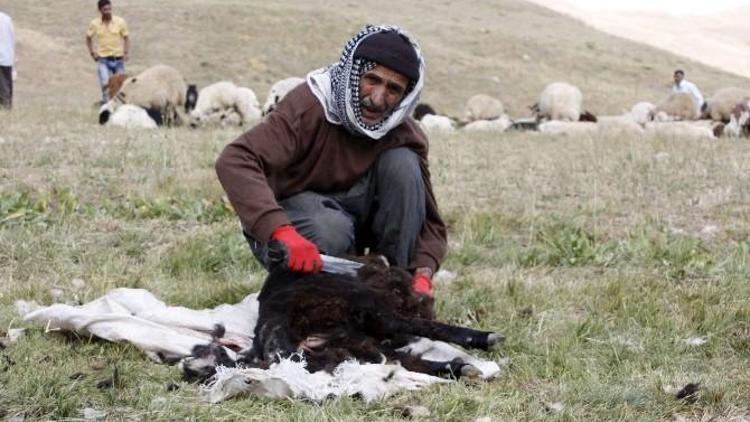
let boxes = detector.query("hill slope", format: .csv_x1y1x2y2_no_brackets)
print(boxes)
5,0,750,116
527,0,750,81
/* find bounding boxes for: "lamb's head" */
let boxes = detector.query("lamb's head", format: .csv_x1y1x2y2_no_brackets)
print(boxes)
188,109,203,128
413,103,437,121
356,260,435,320
180,342,236,383
700,101,711,120
262,94,280,116
98,102,115,125
185,84,198,113
529,102,541,121
179,324,236,383
579,110,597,123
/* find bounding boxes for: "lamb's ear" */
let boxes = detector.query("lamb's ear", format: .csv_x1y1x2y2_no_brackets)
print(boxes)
99,109,111,125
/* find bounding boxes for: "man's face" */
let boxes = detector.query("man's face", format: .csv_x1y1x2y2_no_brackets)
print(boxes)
674,72,683,84
359,65,410,125
100,4,112,19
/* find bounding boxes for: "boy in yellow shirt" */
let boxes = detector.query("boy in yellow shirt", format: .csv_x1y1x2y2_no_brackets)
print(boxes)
85,0,129,104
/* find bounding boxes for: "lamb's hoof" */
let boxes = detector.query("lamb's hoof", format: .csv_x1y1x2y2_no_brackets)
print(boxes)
486,333,505,348
460,364,483,379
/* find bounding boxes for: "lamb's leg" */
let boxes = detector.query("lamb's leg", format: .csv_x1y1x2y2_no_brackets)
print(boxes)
378,317,503,350
173,103,188,126
395,352,483,379
181,342,236,383
232,104,246,126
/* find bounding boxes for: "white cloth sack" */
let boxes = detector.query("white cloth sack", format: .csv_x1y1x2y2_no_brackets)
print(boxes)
22,288,257,362
22,288,502,402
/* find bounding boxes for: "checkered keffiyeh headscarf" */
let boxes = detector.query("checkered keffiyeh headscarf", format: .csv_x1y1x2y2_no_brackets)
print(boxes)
307,25,425,140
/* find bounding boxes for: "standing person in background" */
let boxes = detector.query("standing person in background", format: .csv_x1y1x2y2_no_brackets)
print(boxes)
85,0,129,104
0,10,15,110
672,69,704,114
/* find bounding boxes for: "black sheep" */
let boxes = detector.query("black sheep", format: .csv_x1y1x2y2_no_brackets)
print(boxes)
183,253,503,382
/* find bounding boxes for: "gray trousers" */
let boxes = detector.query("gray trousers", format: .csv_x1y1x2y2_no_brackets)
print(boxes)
0,66,12,109
244,147,426,269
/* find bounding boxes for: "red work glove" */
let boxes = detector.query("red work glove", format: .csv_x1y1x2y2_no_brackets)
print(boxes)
412,272,434,298
271,225,323,273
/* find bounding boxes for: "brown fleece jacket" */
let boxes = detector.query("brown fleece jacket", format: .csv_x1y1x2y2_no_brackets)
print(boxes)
215,83,446,272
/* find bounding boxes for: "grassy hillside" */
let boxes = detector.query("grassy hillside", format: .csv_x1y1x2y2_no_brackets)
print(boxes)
4,0,750,116
2,1,750,420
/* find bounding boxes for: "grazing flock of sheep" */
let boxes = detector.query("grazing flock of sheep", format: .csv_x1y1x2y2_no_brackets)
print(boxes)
97,63,303,130
97,64,750,141
418,82,750,140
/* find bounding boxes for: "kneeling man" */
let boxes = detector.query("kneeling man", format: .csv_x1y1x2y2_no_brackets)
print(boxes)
216,25,446,300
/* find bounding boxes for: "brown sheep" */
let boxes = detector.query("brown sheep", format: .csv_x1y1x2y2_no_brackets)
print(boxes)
702,87,750,122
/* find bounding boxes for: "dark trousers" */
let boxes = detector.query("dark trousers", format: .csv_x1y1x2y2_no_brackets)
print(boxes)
0,66,12,109
244,147,426,269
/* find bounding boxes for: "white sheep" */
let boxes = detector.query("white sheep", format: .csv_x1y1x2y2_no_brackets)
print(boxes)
629,102,656,126
537,121,597,135
463,94,504,122
262,77,305,115
702,87,750,122
189,81,262,127
596,115,645,135
535,82,583,122
654,93,699,121
99,64,188,126
462,115,512,133
107,104,158,129
644,121,716,139
419,114,456,132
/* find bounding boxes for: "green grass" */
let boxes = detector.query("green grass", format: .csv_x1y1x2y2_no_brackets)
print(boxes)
2,107,750,420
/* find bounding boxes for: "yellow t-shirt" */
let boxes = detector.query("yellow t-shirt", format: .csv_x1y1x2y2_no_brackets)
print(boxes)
86,15,129,57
